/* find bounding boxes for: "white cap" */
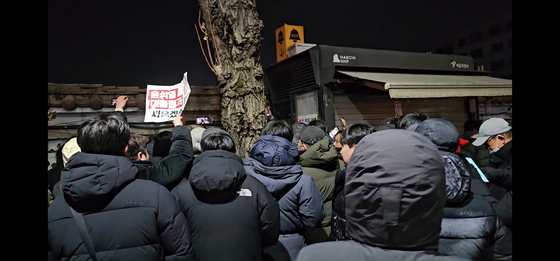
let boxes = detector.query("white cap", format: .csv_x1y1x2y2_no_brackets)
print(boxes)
472,118,511,146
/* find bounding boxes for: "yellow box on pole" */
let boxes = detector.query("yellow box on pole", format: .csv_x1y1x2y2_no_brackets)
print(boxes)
276,24,304,62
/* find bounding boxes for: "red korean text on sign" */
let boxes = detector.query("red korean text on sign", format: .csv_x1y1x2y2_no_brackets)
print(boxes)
148,89,183,109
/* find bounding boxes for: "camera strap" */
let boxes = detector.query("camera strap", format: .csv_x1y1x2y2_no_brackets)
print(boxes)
70,207,98,261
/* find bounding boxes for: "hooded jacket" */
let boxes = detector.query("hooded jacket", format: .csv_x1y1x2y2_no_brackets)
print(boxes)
416,119,513,260
244,135,325,259
481,140,512,195
297,130,468,261
172,149,280,261
414,119,471,206
299,136,343,243
48,152,195,260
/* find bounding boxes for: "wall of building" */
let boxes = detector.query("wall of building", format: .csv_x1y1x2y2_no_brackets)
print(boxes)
333,87,470,135
48,83,222,171
434,17,512,79
48,83,222,139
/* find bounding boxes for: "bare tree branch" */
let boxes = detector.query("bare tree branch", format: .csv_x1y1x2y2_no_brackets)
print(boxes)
205,0,222,66
195,23,216,74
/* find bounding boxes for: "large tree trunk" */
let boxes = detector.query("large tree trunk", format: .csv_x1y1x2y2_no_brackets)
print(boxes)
198,0,267,158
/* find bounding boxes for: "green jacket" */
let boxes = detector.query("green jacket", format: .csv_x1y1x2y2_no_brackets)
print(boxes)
461,139,491,168
299,136,344,243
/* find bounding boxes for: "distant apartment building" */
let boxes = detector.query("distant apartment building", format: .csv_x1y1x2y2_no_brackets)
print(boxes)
434,17,512,79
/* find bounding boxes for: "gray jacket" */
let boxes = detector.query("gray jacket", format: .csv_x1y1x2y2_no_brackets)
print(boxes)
244,135,325,260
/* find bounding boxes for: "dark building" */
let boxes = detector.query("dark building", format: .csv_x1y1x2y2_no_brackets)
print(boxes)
265,45,512,133
433,17,512,80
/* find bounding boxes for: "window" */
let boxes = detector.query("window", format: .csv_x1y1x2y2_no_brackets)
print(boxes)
469,32,483,44
295,91,319,124
491,60,505,71
470,48,483,59
489,25,502,37
491,42,504,54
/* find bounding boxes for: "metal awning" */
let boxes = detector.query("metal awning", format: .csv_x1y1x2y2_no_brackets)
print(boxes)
337,70,512,98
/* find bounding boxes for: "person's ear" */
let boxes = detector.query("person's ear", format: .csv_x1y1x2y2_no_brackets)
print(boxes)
497,135,505,142
137,152,144,161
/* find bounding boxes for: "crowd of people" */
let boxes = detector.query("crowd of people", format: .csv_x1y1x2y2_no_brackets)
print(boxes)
47,96,512,261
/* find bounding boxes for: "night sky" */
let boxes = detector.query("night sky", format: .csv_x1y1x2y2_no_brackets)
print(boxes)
48,0,512,87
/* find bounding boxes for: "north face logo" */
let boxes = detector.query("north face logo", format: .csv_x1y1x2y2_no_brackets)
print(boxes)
237,188,252,197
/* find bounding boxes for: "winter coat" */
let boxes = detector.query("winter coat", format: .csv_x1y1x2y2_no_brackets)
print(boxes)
330,168,347,240
462,140,491,168
298,136,343,244
48,152,195,260
172,149,280,261
482,140,512,195
415,119,513,260
244,135,325,260
134,125,194,191
297,130,468,261
494,190,512,230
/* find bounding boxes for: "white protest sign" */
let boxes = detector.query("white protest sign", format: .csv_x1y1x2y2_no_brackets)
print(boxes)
144,72,191,123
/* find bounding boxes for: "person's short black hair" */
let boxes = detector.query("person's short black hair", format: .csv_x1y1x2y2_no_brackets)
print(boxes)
126,134,149,160
201,133,236,153
77,113,130,156
397,112,429,129
340,123,375,147
262,120,293,141
308,119,328,133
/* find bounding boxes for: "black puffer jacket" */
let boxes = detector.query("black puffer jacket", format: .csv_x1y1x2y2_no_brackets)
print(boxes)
297,130,468,261
416,119,512,260
344,129,446,251
134,125,194,191
173,149,280,261
482,140,512,196
414,119,471,206
48,152,195,260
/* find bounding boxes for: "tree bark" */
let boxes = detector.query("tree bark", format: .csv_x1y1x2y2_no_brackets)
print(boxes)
198,0,267,158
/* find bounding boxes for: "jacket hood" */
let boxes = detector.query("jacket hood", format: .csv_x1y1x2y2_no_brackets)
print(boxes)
299,136,338,170
250,135,300,167
189,149,246,203
61,152,138,212
243,157,302,200
344,129,446,251
415,119,471,206
244,135,302,199
415,118,460,152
